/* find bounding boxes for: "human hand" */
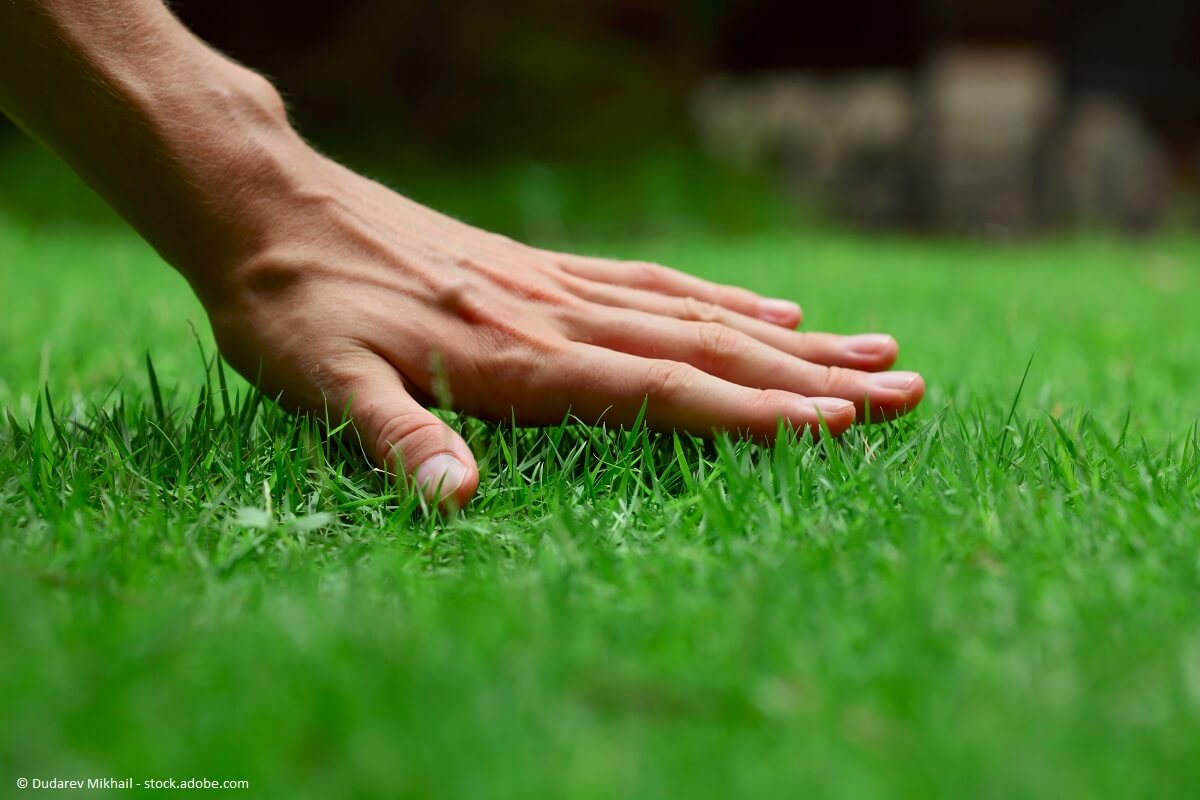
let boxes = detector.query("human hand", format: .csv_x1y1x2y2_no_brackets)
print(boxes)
0,0,922,509
201,154,924,508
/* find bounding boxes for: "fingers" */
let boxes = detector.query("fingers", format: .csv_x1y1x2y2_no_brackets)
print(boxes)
558,343,857,439
337,359,479,509
562,279,898,371
571,309,924,421
558,254,803,328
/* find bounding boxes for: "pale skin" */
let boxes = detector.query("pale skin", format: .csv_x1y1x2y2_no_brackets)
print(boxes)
0,0,925,508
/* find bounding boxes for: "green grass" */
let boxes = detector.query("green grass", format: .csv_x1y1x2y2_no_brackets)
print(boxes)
3,148,1200,798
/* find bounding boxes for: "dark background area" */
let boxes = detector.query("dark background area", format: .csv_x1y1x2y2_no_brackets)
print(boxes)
4,0,1200,237
3,0,1200,160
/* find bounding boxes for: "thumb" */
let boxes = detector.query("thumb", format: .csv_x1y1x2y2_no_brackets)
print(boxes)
339,361,479,509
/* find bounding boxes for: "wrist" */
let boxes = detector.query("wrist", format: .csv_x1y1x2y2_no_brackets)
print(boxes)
123,61,323,287
1,0,320,289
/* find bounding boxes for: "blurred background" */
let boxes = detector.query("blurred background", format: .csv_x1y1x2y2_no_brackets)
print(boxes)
3,0,1200,239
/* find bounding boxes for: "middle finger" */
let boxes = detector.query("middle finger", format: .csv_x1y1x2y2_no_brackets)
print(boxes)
561,277,899,372
567,306,925,421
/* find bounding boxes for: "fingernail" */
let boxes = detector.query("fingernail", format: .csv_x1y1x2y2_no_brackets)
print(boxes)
810,397,855,415
845,334,895,356
757,298,802,325
415,455,467,502
869,371,921,391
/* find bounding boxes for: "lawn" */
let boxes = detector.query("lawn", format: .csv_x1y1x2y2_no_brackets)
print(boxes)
2,147,1200,799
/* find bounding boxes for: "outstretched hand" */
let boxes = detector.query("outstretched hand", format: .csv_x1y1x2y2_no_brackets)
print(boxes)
204,155,925,508
0,0,923,508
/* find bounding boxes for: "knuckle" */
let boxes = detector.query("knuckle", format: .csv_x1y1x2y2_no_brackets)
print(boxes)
815,364,848,395
486,231,518,248
695,321,742,365
643,360,697,401
680,296,723,323
437,280,482,315
633,261,668,287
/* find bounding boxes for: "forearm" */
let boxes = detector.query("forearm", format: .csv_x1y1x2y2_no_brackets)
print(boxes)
0,1,926,508
0,0,312,291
